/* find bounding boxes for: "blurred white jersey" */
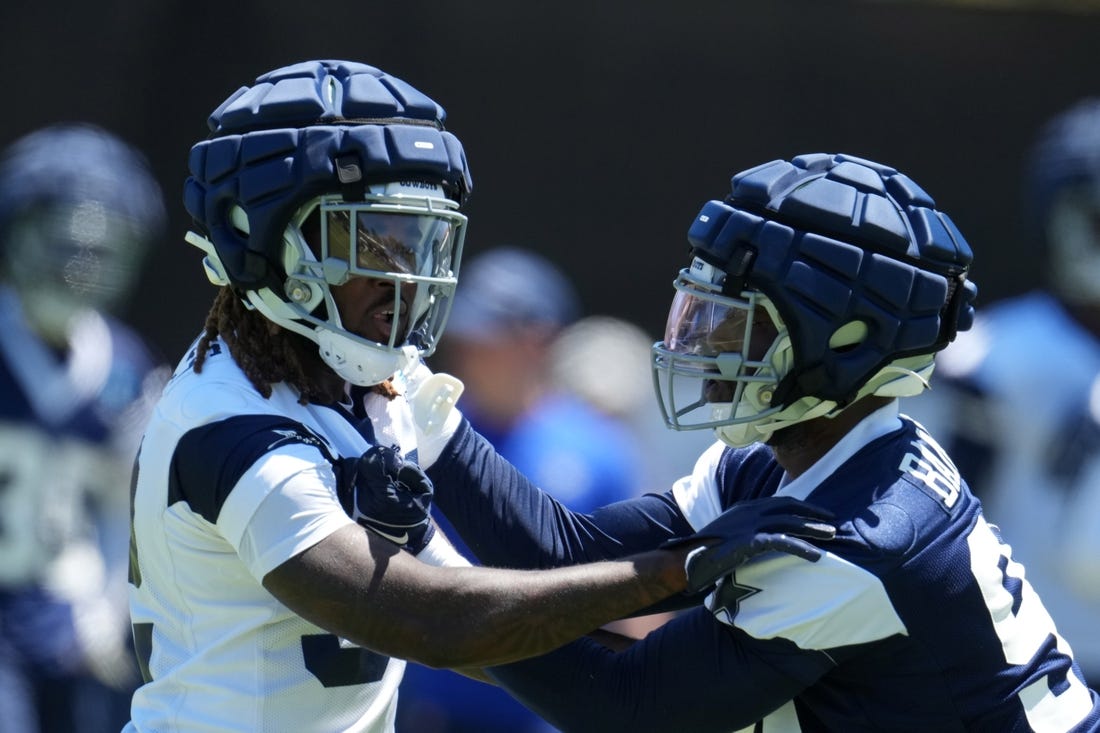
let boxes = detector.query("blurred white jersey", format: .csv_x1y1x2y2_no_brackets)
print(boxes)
126,337,416,732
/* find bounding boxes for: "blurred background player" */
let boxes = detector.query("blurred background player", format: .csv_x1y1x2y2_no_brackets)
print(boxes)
437,246,644,510
0,123,167,732
905,97,1100,685
400,247,647,733
549,313,718,497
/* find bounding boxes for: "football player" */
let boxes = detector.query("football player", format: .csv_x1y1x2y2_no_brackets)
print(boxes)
0,124,167,732
124,59,837,733
416,153,1100,731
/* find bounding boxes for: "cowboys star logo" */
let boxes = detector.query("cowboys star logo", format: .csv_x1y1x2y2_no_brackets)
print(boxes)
711,574,761,625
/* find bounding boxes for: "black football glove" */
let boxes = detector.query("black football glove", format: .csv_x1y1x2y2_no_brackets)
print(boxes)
663,496,837,594
343,444,436,555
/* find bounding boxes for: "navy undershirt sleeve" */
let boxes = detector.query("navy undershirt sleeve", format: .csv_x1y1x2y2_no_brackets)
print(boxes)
486,606,830,733
428,420,696,569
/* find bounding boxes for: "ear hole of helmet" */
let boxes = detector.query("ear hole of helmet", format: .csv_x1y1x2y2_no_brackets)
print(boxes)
230,208,249,239
828,320,868,353
228,203,326,314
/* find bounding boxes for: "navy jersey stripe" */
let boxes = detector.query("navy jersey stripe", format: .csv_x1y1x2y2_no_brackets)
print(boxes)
716,443,785,504
169,415,337,524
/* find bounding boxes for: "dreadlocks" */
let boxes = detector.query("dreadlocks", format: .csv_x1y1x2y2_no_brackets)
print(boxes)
193,287,397,404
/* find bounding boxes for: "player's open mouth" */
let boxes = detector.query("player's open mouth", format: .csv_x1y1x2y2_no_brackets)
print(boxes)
367,300,408,342
376,300,406,324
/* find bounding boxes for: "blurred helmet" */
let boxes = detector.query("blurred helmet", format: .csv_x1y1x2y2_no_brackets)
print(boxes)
446,247,580,342
184,59,472,386
652,153,977,447
0,123,166,340
1025,97,1100,306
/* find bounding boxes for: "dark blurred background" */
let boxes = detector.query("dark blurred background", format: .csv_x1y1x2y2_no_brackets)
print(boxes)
4,0,1099,362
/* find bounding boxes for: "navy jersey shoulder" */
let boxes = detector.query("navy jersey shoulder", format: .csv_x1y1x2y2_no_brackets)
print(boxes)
816,418,967,556
168,414,348,524
715,442,786,504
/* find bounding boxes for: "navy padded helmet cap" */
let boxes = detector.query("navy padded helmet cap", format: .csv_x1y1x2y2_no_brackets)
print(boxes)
686,153,978,406
727,153,972,271
184,59,472,294
208,60,447,136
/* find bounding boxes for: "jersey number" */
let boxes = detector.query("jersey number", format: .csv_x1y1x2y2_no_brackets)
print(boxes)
301,634,389,687
130,626,388,688
969,516,1093,731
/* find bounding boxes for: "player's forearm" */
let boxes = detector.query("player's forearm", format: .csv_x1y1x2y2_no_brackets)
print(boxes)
428,419,568,566
265,523,691,670
377,548,690,669
462,551,687,666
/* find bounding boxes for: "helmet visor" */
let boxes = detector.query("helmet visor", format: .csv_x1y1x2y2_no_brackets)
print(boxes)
290,194,468,358
323,208,458,280
663,288,773,362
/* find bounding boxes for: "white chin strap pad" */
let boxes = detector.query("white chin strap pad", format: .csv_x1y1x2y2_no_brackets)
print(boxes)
409,372,464,468
409,373,464,437
316,329,418,386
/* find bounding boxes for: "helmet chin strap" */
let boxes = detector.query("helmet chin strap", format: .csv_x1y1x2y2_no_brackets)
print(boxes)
316,330,418,387
244,287,418,387
713,356,935,448
715,395,838,448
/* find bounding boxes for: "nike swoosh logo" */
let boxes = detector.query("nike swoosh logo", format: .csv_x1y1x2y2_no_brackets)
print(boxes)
371,528,410,546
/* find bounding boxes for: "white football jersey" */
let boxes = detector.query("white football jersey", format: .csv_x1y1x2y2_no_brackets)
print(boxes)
126,336,417,732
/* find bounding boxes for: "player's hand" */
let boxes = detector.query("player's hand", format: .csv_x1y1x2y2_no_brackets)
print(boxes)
662,496,837,593
345,444,436,554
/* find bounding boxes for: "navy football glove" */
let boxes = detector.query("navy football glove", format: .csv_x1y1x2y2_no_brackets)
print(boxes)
345,444,436,555
663,496,837,594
